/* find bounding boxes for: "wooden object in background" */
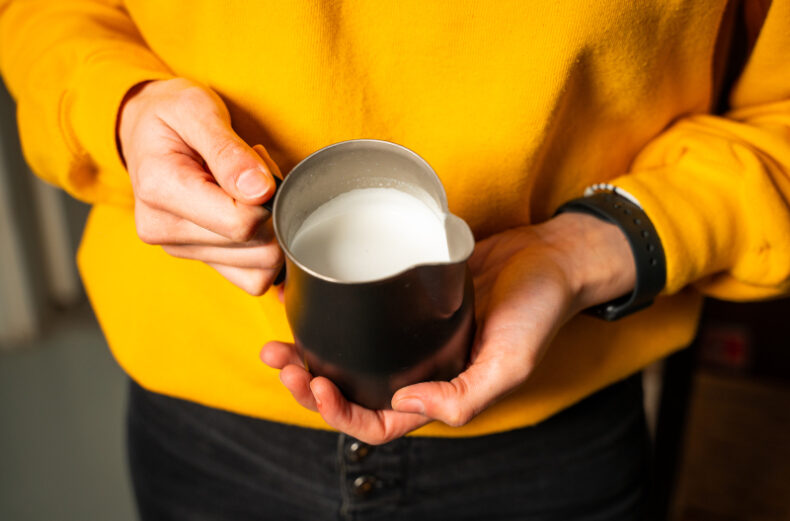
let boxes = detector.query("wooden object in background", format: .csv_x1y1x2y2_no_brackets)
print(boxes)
673,372,790,521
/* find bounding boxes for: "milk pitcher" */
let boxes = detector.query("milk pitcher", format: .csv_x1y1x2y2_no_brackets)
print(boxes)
266,139,475,410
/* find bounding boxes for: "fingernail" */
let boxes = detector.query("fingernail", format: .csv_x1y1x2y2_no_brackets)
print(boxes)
394,397,424,415
236,168,272,198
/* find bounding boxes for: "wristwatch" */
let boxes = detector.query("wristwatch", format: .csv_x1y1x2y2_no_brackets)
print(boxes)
554,186,666,321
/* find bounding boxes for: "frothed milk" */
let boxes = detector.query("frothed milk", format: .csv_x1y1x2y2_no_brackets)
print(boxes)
290,188,450,282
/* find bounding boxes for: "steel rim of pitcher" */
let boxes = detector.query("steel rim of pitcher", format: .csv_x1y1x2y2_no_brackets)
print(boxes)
271,138,474,285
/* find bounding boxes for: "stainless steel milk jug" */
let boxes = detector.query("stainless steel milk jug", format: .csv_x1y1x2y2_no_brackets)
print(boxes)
268,139,475,410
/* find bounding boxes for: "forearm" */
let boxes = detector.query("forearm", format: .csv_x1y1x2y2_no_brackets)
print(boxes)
0,0,171,205
605,1,790,300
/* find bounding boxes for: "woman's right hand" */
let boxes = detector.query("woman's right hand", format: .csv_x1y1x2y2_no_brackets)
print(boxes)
117,78,283,295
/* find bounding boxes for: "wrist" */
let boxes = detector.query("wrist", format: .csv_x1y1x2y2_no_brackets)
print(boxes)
536,212,636,313
117,80,158,166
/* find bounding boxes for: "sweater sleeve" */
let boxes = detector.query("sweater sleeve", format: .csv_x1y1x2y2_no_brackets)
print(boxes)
610,0,790,301
0,0,172,206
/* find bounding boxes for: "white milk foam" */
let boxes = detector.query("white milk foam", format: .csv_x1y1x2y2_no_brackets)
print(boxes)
290,187,450,282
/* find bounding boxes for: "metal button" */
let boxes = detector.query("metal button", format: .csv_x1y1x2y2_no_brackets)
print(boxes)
352,475,377,497
346,440,371,462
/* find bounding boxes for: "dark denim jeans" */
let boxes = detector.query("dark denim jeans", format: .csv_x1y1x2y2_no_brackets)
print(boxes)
127,374,649,521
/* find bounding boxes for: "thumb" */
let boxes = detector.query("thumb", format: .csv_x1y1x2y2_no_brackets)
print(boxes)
252,144,283,180
179,111,276,204
391,357,512,427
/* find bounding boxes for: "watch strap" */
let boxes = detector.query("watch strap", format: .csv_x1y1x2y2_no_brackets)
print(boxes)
555,192,666,321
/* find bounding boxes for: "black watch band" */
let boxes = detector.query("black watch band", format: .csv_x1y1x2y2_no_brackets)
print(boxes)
555,191,666,321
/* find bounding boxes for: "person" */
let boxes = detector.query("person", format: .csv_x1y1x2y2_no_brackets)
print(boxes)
2,1,788,519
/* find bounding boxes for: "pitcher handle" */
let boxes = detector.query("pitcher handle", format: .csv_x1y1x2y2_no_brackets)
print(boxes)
261,172,282,214
252,143,285,286
261,175,286,285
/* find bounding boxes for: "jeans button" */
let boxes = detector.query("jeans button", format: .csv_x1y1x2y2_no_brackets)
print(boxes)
352,475,377,497
346,440,371,462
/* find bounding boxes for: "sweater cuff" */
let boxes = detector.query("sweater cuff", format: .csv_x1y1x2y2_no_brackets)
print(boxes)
67,45,172,206
610,168,738,296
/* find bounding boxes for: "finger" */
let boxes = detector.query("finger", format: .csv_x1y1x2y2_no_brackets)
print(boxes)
163,243,283,270
136,153,269,242
206,263,279,296
135,200,274,246
260,341,304,369
390,344,521,427
169,93,276,204
309,377,430,445
259,341,316,411
280,364,319,412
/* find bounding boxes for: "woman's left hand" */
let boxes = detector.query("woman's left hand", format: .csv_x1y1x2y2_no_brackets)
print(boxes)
260,212,635,444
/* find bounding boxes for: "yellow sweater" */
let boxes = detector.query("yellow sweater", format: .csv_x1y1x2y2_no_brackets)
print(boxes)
2,0,789,437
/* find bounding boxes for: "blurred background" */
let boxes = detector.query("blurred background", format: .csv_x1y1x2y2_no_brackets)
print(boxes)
1,81,136,519
1,77,789,520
